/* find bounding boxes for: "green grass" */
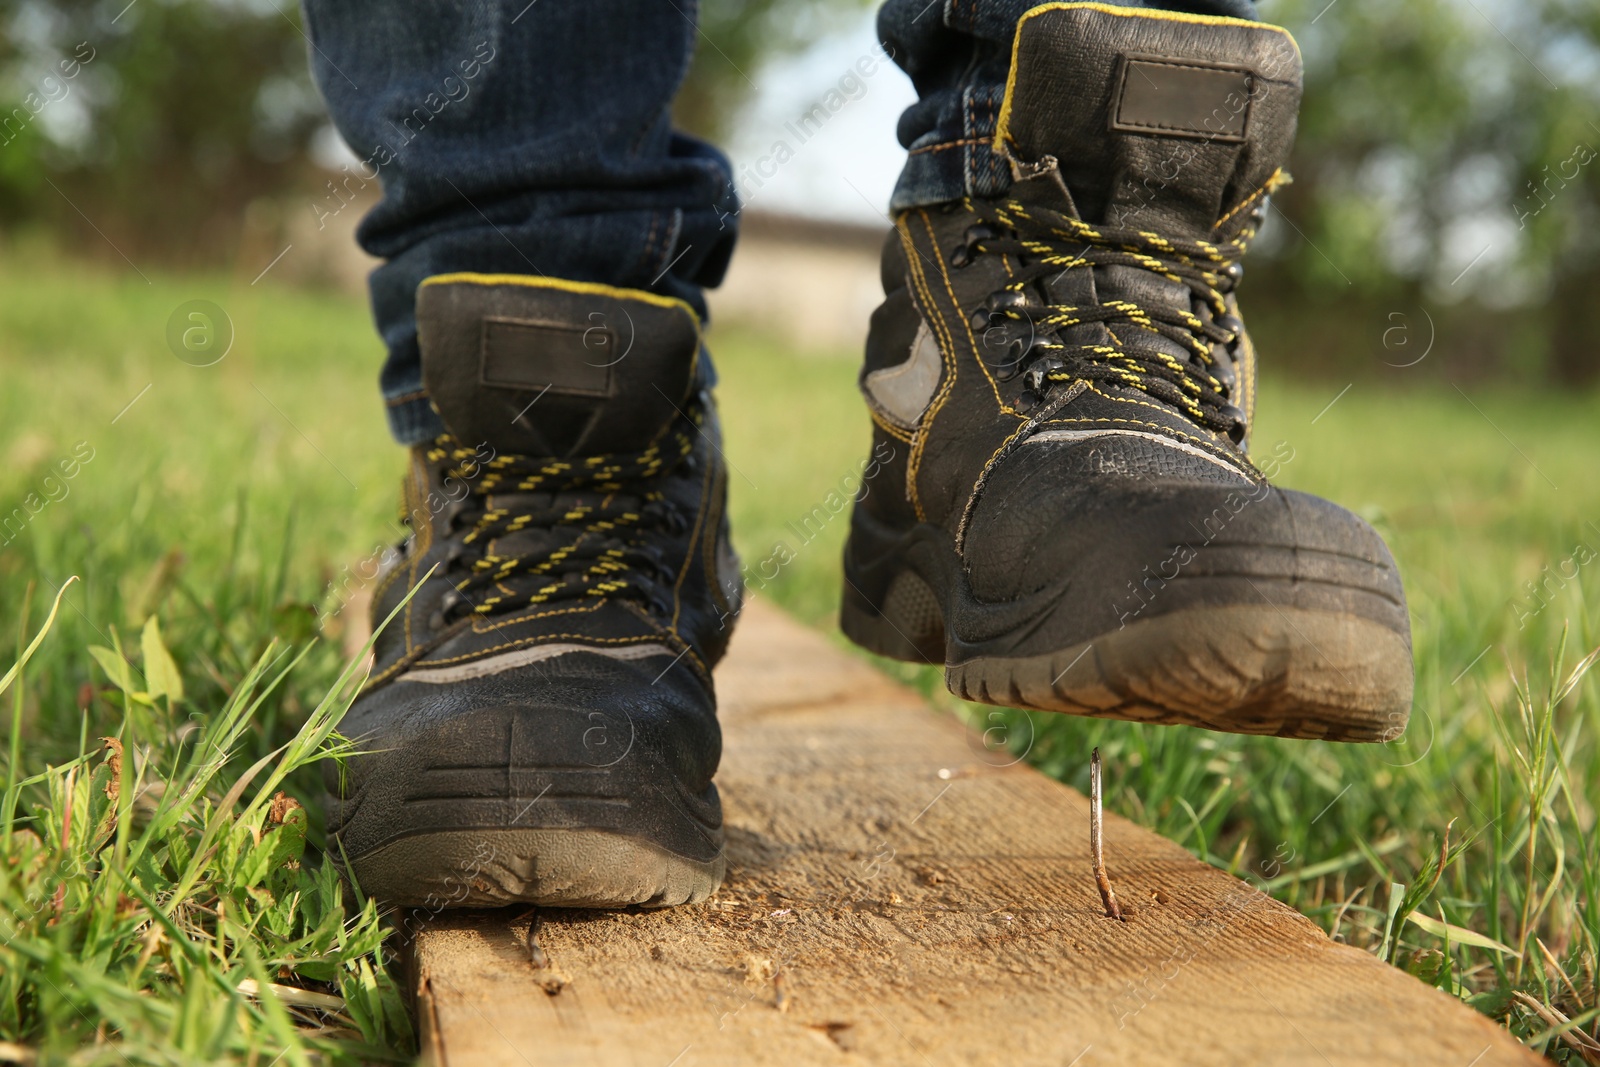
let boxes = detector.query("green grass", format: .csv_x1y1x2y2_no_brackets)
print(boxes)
1,249,1598,1063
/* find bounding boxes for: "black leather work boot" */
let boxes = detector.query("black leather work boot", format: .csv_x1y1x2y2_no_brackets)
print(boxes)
327,274,739,907
841,4,1413,742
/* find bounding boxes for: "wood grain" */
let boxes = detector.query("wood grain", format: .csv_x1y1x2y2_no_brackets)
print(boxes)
410,599,1538,1066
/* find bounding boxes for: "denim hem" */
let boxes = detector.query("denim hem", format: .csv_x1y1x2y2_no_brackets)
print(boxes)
386,394,447,447
890,130,1013,213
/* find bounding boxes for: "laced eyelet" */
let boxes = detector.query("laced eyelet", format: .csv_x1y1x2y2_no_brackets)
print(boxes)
1220,405,1248,444
1024,357,1066,395
985,289,1031,314
432,589,465,627
428,590,465,631
1211,359,1238,399
950,223,997,268
419,410,704,624
976,321,1035,380
950,195,1259,446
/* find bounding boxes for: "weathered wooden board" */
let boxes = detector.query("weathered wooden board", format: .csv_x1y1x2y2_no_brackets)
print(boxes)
410,599,1538,1066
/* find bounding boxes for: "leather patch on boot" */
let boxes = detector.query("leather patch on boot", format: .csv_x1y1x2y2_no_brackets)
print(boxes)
1110,56,1254,143
479,317,614,398
864,320,943,430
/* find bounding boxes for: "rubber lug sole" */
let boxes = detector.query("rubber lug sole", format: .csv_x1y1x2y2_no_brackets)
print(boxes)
344,828,725,909
841,567,945,664
946,604,1412,742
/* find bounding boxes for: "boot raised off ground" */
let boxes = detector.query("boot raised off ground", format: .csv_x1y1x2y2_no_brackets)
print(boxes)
326,274,739,908
842,2,1413,742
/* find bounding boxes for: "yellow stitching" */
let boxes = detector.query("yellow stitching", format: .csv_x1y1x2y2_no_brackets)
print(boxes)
467,599,606,633
703,461,733,622
403,558,419,653
671,445,716,634
1237,311,1257,428
1214,167,1289,232
994,3,1299,155
1079,380,1221,428
900,219,944,518
1042,414,1250,470
868,409,916,442
967,418,1037,514
1042,392,1254,472
409,632,686,667
420,272,701,322
903,217,963,521
371,562,405,607
924,213,1020,417
620,599,712,682
908,138,992,155
369,656,416,687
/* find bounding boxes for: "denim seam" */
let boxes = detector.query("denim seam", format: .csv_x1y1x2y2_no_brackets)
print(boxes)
984,90,1002,190
639,211,663,280
960,90,969,194
658,208,684,283
910,137,989,155
386,394,446,447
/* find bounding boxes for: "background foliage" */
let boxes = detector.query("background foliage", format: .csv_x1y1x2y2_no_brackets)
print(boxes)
2,0,1599,1061
1,0,1597,374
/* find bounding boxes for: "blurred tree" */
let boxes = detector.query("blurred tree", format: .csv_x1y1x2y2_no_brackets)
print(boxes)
1258,0,1600,382
0,0,323,264
673,0,872,141
0,0,1595,380
0,0,867,260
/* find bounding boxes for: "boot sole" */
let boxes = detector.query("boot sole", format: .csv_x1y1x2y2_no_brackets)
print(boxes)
841,528,1412,743
945,605,1411,742
325,700,726,909
344,827,725,909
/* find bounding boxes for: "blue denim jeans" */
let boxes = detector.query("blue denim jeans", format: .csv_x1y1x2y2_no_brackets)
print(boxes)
303,0,1257,445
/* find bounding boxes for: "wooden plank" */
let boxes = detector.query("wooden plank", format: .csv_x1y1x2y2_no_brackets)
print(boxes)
410,599,1538,1066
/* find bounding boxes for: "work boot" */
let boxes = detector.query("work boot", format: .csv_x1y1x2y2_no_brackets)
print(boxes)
841,4,1412,742
326,274,738,907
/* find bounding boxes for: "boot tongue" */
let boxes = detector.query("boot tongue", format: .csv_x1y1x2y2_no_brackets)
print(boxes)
996,4,1301,237
416,275,700,458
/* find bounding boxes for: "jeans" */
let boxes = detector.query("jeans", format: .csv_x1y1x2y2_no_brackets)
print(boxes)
303,0,1258,445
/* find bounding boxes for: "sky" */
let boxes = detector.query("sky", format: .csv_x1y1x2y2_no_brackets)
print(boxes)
302,8,915,227
722,9,919,226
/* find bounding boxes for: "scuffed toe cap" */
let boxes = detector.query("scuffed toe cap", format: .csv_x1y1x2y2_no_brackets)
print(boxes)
958,436,1410,656
324,650,724,868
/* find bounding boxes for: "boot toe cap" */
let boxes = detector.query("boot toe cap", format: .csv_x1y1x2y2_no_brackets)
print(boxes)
959,437,1410,651
324,650,724,905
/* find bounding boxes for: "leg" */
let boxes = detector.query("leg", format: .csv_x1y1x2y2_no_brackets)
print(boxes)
842,0,1415,741
304,0,740,907
302,0,738,444
878,0,1259,212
